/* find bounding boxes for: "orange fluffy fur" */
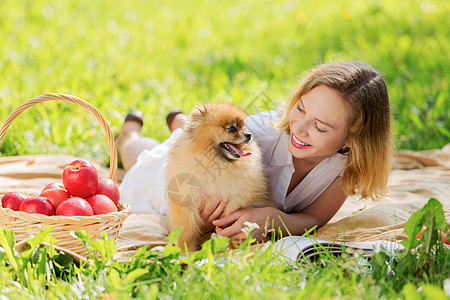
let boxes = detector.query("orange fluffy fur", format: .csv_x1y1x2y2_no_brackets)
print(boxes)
166,103,273,250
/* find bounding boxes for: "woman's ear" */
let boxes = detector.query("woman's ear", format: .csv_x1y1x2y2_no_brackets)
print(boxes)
337,139,351,154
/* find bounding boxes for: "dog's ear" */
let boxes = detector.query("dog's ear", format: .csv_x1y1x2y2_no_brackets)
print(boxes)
184,105,208,137
190,104,208,122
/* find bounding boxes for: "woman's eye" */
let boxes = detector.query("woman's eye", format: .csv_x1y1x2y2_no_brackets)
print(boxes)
314,122,326,133
228,126,237,133
296,104,305,113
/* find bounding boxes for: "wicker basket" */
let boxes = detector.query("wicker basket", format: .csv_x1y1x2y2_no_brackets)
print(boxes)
0,93,132,256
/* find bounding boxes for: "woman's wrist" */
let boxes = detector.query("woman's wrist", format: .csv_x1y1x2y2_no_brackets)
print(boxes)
261,207,288,239
273,208,292,237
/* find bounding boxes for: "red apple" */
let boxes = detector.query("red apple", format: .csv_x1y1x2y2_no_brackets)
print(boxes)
43,182,65,190
96,178,120,205
87,194,118,215
40,183,71,208
62,159,98,198
55,197,94,216
1,192,28,211
19,197,55,216
442,236,450,245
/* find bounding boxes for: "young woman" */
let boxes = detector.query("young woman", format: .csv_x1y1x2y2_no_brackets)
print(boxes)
117,61,392,244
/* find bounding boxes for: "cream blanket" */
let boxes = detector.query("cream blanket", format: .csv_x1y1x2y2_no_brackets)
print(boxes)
1,145,449,259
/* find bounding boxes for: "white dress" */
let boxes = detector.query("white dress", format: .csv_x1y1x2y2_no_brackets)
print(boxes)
119,111,347,215
119,128,183,215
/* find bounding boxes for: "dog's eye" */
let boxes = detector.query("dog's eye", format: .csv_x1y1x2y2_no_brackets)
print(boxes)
228,126,237,133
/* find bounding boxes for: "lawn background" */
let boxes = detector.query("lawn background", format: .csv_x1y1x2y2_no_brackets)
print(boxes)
0,0,449,163
0,1,449,298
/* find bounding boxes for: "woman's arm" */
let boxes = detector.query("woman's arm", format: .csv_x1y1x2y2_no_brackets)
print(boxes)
213,176,348,243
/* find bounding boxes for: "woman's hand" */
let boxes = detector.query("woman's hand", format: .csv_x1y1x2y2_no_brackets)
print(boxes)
212,177,348,246
213,207,284,245
198,194,228,235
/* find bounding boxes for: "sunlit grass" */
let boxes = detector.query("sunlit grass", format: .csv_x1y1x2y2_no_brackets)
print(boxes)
0,0,449,162
0,2,449,298
0,201,449,300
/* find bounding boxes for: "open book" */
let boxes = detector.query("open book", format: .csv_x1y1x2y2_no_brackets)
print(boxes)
272,236,405,264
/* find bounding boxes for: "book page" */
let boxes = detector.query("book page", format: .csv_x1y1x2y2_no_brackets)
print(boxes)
272,236,404,263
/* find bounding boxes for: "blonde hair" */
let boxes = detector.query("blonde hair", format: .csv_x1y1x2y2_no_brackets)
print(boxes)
275,61,392,199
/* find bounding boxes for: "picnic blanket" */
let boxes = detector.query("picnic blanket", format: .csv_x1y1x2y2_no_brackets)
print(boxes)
1,145,449,260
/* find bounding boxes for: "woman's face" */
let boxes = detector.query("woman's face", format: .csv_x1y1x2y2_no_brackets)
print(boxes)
288,85,351,163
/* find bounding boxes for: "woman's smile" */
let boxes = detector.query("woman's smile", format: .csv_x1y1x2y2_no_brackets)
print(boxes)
291,133,311,149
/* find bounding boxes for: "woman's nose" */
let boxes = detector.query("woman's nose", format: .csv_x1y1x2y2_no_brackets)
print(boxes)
292,117,309,135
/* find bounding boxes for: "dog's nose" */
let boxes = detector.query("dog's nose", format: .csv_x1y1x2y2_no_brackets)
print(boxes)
245,133,252,142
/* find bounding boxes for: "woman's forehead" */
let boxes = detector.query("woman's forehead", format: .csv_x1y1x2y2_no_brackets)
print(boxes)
300,85,351,129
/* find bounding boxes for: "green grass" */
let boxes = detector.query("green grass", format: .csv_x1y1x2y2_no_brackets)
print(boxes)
0,1,449,299
0,198,449,299
0,0,449,162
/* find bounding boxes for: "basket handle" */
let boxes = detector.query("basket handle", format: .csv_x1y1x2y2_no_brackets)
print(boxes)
0,93,117,181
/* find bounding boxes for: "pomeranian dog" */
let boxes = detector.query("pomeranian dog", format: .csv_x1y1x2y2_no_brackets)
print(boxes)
166,103,273,250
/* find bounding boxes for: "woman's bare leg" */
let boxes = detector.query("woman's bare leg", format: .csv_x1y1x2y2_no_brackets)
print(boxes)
116,111,188,172
169,113,188,132
116,118,159,172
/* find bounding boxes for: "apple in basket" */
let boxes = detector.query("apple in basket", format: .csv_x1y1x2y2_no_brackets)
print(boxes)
96,177,120,205
55,197,94,216
87,194,118,214
40,182,71,208
19,196,55,216
62,159,99,199
1,192,28,211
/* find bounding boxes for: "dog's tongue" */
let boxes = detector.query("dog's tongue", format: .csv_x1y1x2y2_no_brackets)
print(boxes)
229,144,252,157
